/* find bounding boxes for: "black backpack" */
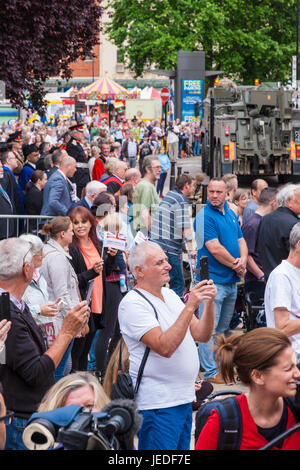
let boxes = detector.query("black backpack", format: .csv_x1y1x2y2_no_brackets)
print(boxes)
195,390,243,450
195,390,300,450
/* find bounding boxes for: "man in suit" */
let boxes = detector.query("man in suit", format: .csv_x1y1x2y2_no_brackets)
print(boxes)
68,180,107,213
18,144,40,195
41,156,77,216
0,160,15,239
0,150,23,216
66,123,90,198
47,148,67,180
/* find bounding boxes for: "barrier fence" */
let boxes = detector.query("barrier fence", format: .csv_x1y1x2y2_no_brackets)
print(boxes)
0,215,54,239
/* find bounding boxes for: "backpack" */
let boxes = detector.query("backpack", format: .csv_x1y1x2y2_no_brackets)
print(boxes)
195,391,300,450
195,390,243,450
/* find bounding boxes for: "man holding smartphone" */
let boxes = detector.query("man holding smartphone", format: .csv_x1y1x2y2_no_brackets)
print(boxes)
194,177,248,384
118,241,217,450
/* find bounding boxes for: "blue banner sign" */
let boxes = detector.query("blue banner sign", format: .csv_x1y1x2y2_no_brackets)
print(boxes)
181,79,204,123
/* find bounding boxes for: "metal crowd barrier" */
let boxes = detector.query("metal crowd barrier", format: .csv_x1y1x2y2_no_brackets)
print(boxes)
0,215,54,239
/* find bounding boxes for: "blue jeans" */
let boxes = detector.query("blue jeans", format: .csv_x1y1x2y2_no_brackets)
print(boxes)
54,339,74,382
198,283,237,379
166,252,185,298
88,330,99,371
138,403,193,450
5,417,29,450
193,140,200,156
157,172,167,196
128,156,137,168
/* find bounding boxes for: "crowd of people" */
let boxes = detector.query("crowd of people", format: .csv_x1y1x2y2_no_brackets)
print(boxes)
0,112,300,452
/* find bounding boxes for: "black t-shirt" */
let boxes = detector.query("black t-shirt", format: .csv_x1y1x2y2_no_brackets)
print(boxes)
256,400,288,449
256,207,299,281
242,212,262,282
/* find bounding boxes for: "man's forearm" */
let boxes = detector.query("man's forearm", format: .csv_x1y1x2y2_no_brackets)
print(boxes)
44,330,73,368
246,255,264,278
206,242,235,268
141,303,195,358
191,300,214,343
275,308,300,337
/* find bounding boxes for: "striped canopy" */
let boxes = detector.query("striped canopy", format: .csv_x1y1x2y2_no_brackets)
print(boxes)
78,77,132,100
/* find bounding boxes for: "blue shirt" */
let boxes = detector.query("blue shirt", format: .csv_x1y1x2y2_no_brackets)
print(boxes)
194,200,243,284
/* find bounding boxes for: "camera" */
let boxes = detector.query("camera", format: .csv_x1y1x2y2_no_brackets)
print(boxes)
22,399,142,451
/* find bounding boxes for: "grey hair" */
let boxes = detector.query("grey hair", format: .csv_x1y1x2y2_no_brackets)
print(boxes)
128,240,162,277
0,238,33,280
19,234,44,255
85,180,106,197
276,184,300,207
289,222,300,251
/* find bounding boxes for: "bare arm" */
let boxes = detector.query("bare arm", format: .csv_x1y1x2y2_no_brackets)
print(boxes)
140,281,217,358
246,254,264,279
44,301,90,367
274,307,300,337
205,239,236,268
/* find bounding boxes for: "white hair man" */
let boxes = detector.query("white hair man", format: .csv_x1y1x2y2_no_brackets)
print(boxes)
68,180,107,213
0,237,89,449
257,183,300,281
118,241,217,450
265,222,300,365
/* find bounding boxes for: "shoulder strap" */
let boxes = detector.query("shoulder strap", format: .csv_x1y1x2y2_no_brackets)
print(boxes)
216,397,243,450
132,288,159,394
284,396,300,422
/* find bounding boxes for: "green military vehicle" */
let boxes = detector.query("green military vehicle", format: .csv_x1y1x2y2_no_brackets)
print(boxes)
201,81,300,181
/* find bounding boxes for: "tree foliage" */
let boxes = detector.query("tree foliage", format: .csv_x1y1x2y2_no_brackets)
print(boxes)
105,0,297,84
0,0,102,110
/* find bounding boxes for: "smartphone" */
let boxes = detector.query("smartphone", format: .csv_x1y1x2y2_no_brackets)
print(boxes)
200,256,209,281
0,292,11,321
85,280,94,305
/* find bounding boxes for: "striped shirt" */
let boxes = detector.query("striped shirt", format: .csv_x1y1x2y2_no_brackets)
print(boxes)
150,189,191,254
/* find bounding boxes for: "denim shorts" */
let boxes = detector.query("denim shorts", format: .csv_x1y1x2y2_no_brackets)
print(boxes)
5,416,29,450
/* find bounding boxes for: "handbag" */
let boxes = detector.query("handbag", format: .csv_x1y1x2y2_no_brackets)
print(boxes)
110,289,158,400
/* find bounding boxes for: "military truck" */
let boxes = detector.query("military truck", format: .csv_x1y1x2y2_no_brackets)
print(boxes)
201,82,300,181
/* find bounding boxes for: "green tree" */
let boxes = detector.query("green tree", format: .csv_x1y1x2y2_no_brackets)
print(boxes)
0,0,102,110
105,0,297,84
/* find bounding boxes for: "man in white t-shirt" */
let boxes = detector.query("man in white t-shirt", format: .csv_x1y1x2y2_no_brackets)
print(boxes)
118,241,217,450
265,222,300,364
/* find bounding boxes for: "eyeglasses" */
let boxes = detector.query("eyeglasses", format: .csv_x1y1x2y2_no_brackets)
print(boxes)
0,411,14,425
23,244,33,266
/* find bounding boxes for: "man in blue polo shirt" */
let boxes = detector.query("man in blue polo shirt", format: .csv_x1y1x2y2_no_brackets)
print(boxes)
194,177,248,383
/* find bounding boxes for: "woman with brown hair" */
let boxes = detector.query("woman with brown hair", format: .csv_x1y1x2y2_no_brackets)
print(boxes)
195,327,300,450
68,205,116,372
41,216,82,381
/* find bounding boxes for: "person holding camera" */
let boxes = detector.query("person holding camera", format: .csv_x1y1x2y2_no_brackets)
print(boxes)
0,237,90,450
118,241,217,450
195,328,300,450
